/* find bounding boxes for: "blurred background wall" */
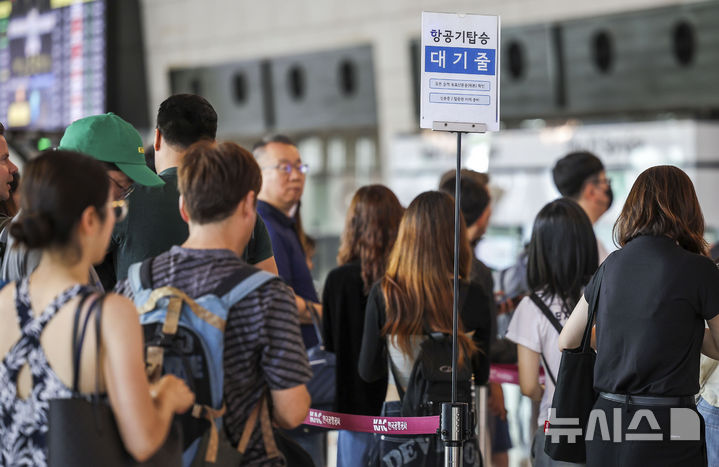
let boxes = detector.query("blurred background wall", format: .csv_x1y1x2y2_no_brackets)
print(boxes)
4,0,719,282
137,0,719,278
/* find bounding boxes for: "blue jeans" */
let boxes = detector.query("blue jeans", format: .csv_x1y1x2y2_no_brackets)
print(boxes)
336,430,373,467
698,397,719,466
292,431,325,467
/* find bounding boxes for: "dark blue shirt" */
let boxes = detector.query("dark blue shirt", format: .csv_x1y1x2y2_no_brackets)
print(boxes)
257,200,319,347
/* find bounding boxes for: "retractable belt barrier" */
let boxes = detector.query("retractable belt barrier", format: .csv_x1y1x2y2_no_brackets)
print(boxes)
302,409,439,434
489,363,546,385
301,364,537,434
489,364,521,385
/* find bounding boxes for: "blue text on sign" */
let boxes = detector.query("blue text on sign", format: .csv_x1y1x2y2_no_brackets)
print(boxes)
424,46,496,76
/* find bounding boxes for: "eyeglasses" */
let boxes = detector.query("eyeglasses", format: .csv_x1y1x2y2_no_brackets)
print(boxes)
262,162,309,175
110,176,135,200
111,199,129,222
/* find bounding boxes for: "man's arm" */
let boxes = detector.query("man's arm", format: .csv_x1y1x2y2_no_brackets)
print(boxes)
254,281,313,425
295,294,322,324
271,385,311,429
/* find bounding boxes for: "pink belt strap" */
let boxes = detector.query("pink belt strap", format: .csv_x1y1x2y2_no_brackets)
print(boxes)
302,365,538,433
302,409,439,434
490,363,545,385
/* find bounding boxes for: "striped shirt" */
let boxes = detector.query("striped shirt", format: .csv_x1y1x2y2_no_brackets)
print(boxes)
117,246,312,466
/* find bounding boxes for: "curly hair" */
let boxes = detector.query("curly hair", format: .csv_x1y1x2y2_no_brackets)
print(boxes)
337,185,403,293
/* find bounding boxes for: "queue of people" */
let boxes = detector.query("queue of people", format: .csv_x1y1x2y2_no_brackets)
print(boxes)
0,93,719,467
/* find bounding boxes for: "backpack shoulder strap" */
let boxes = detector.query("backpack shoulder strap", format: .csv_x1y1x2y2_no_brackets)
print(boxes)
541,353,557,387
529,293,561,387
529,293,563,334
221,269,277,308
127,256,154,297
139,256,154,289
236,392,281,461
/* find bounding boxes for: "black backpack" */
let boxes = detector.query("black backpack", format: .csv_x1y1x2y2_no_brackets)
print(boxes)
394,332,474,417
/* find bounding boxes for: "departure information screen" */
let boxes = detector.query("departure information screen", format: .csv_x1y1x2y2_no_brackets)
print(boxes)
0,0,105,131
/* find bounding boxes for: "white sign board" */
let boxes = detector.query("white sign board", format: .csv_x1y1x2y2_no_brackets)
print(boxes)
420,12,501,132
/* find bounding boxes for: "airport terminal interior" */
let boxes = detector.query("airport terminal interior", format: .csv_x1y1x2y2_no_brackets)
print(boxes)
3,0,719,466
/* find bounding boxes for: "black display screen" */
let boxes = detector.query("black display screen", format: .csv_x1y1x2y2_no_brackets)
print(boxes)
0,0,105,131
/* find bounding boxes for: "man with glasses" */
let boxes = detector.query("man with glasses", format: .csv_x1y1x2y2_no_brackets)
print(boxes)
253,134,325,466
109,94,278,288
254,135,319,326
1,112,163,285
552,150,614,263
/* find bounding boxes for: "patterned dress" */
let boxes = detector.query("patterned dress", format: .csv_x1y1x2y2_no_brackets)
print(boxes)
0,279,90,466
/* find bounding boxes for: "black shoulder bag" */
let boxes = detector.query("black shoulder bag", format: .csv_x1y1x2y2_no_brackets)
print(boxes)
544,266,604,463
48,293,183,466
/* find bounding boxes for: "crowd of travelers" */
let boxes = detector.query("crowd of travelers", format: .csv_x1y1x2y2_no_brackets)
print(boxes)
0,94,718,467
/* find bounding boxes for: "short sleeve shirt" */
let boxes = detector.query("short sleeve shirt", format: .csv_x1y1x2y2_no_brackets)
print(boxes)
111,168,274,281
119,246,311,465
587,235,719,396
505,294,568,427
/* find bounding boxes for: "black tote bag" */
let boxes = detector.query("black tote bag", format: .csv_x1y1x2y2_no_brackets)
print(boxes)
544,265,604,463
48,294,183,467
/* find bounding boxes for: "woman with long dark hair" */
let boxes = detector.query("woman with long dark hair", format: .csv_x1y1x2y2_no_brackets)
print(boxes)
323,184,404,466
358,191,491,465
0,151,194,466
559,165,719,466
505,198,598,466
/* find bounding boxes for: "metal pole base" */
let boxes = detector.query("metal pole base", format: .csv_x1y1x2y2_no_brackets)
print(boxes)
444,446,463,467
440,402,471,467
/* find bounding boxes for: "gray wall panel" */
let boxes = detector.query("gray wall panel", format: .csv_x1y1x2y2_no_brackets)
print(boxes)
170,62,267,138
270,45,377,132
500,24,560,119
563,2,719,115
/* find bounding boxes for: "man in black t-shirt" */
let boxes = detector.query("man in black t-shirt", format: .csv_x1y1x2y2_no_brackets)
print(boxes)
109,94,278,286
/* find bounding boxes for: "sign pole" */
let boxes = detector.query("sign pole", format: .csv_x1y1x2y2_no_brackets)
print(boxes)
421,11,499,466
452,130,462,407
440,130,469,467
435,124,486,467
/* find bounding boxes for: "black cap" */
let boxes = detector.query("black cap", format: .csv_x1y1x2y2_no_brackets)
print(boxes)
552,151,604,198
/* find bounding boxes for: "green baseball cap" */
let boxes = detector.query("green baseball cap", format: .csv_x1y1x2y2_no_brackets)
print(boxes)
59,113,164,187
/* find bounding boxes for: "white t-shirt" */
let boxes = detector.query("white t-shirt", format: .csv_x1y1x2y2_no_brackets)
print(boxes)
387,336,423,391
505,294,569,427
597,238,609,264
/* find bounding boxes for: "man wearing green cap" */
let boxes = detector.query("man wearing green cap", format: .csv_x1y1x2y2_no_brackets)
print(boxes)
0,112,164,283
58,112,166,188
109,94,276,285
